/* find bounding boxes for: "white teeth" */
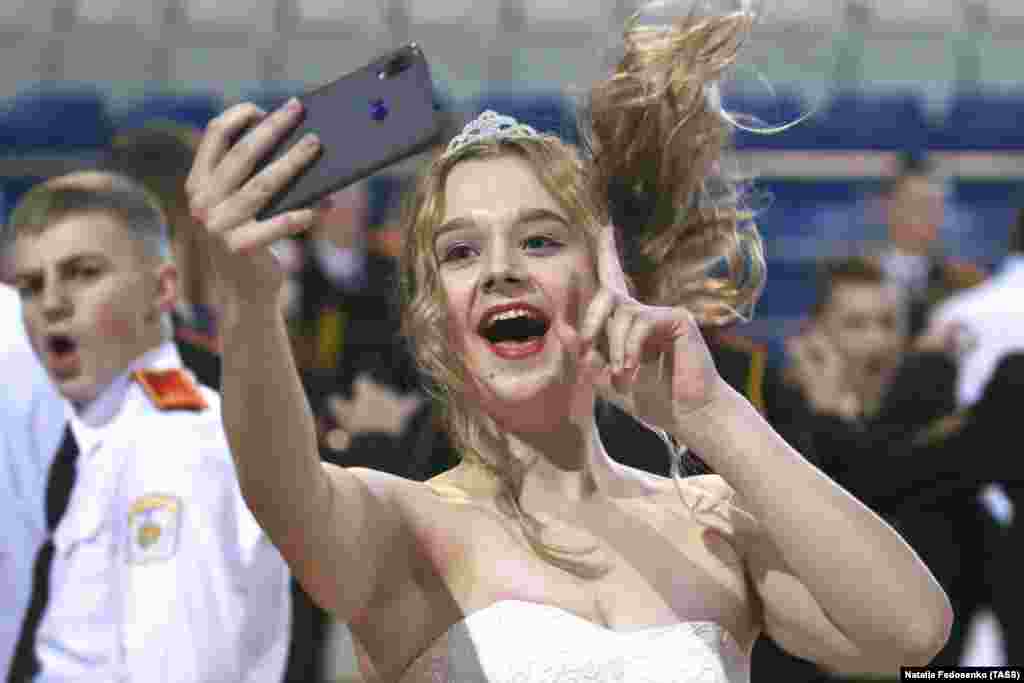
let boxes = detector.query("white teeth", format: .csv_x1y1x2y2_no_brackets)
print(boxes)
487,308,537,324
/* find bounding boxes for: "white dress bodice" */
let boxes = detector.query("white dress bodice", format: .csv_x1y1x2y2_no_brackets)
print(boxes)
397,600,750,683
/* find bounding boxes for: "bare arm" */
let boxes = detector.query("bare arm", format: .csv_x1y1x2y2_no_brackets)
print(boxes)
220,303,397,619
188,101,413,622
672,380,952,667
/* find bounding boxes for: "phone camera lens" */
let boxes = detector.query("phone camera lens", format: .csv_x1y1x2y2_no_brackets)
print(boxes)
379,54,413,80
370,98,389,121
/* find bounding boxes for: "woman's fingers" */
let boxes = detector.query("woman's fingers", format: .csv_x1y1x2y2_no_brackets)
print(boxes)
606,303,635,373
221,208,319,254
594,223,631,296
205,132,321,235
622,313,656,373
580,289,617,350
212,98,306,197
188,98,307,220
187,103,267,197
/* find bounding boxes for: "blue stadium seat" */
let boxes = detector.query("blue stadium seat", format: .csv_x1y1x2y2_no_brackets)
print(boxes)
793,90,931,151
115,93,225,132
932,91,1024,150
759,259,819,318
0,87,113,152
468,91,579,146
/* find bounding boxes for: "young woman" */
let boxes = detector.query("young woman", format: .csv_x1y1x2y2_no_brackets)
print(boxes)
186,5,951,681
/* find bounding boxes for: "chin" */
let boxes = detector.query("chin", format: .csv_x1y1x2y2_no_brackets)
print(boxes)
474,368,578,432
53,376,99,407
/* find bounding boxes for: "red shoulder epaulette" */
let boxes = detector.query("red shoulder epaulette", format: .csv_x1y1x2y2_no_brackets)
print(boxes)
133,369,209,412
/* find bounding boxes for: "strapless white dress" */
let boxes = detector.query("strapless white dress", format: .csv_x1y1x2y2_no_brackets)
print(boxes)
398,600,750,683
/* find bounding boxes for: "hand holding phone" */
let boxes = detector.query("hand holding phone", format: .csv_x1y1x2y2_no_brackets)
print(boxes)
252,43,444,220
186,44,442,307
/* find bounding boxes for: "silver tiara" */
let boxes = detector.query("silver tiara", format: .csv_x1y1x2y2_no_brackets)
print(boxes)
444,110,541,158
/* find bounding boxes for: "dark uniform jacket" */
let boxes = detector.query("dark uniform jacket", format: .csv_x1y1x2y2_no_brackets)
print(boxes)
756,351,1022,678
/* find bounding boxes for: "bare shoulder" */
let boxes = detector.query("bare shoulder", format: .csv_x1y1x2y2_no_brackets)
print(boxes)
339,465,454,518
339,464,491,535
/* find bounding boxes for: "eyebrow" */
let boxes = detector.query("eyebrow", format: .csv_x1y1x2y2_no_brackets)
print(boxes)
435,207,571,242
12,252,109,283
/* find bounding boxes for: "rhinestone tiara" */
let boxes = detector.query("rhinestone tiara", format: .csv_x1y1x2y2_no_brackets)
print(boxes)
444,110,541,158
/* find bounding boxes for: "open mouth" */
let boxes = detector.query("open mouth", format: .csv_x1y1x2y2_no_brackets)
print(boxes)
45,334,80,373
478,305,551,360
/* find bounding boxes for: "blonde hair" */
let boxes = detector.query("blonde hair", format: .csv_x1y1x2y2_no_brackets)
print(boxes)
585,4,765,322
398,2,768,578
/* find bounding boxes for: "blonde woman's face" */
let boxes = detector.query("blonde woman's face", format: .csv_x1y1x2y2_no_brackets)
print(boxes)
434,154,597,427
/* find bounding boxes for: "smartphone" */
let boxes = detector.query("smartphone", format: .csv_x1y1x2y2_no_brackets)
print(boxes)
254,43,443,221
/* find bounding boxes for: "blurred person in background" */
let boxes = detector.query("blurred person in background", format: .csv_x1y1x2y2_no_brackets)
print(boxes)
925,207,1024,664
101,122,222,389
928,206,1024,417
783,257,1000,677
0,283,65,678
278,178,425,459
875,153,985,338
4,173,290,683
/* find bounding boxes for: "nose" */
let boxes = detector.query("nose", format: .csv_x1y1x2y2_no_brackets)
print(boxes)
40,280,72,321
481,243,527,294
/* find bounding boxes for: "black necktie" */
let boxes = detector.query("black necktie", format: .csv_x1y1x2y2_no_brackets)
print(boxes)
7,424,80,683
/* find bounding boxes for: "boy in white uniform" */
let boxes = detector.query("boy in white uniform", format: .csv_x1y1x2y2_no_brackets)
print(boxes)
5,172,291,683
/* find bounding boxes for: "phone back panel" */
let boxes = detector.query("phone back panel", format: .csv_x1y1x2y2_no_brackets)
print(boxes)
256,44,442,220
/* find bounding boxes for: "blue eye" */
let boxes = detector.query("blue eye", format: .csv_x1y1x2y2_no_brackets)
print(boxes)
523,235,561,251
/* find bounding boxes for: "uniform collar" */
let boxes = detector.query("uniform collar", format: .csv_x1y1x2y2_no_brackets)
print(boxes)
68,340,184,454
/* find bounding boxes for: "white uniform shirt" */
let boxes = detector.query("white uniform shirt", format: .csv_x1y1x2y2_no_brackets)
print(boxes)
34,341,291,683
0,284,66,674
930,254,1024,526
931,255,1024,407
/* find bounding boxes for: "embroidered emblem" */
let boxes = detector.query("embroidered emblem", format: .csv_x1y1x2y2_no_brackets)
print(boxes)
128,494,181,564
133,369,208,411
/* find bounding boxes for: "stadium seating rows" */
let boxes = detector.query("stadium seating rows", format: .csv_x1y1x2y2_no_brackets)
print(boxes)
1,86,1022,152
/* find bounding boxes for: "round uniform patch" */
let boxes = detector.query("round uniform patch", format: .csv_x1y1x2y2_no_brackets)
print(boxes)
128,494,182,564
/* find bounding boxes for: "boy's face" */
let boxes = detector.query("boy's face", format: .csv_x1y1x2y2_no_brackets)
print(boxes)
13,210,176,407
818,281,906,389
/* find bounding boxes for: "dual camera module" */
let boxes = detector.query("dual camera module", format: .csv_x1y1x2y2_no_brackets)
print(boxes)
370,46,417,121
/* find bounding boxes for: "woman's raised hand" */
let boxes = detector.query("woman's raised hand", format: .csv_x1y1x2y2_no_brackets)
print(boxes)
185,99,323,308
553,224,724,435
